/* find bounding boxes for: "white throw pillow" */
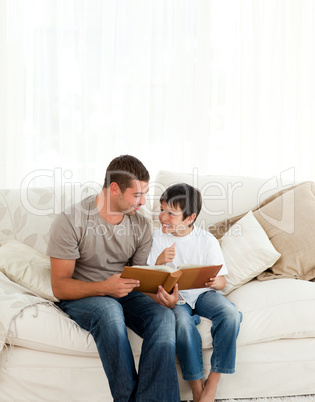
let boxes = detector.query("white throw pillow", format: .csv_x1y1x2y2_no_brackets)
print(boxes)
0,239,58,302
220,210,281,295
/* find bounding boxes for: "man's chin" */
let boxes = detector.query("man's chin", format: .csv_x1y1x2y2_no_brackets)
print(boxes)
126,208,139,216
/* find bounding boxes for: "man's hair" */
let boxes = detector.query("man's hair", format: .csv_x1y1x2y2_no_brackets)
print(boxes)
103,155,150,192
160,183,202,226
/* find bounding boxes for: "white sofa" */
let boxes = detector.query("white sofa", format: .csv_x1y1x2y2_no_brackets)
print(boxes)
1,169,315,402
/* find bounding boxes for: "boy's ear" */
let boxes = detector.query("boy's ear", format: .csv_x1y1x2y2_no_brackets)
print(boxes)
186,213,196,225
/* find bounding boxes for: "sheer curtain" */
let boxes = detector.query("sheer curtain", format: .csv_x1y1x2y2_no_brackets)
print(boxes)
0,0,314,189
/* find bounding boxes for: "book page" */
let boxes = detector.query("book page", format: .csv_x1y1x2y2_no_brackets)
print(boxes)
132,265,175,273
178,264,208,270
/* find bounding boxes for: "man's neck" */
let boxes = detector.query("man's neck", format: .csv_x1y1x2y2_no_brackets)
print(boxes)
96,191,124,225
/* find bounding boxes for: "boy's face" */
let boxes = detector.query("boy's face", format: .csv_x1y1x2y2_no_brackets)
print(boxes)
159,201,195,237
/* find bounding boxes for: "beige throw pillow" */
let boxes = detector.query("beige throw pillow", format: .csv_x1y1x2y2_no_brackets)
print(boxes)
220,211,281,295
254,181,315,281
0,239,58,301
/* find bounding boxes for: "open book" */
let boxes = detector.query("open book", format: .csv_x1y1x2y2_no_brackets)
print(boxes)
120,264,222,293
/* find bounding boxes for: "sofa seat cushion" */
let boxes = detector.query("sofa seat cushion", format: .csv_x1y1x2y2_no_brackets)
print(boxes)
6,277,315,357
228,278,315,346
8,301,146,357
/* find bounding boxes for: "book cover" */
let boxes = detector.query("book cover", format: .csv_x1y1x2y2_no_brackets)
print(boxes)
120,264,222,293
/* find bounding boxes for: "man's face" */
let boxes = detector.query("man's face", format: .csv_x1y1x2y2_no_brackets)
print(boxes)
115,180,149,215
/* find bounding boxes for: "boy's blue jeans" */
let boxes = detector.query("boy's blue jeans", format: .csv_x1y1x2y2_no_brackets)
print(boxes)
172,290,242,381
58,291,180,402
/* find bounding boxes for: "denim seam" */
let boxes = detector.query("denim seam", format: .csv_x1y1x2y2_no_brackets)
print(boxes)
182,370,204,381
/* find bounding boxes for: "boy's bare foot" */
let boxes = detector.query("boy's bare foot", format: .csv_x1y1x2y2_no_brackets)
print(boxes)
189,378,204,402
199,372,221,402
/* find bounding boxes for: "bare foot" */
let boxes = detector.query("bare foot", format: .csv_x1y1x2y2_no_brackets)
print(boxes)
199,372,221,402
189,379,204,402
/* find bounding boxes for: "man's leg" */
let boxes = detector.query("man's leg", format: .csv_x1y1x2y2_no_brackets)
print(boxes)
58,297,138,402
121,291,181,402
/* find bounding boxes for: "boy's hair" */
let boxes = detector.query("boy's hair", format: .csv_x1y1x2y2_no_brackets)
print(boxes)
103,155,150,192
160,183,202,226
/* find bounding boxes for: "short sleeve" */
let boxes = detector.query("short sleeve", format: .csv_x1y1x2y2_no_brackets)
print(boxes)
130,216,152,266
46,213,81,260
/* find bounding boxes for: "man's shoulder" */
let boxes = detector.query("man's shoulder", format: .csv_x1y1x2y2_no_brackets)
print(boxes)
63,194,97,214
53,194,97,227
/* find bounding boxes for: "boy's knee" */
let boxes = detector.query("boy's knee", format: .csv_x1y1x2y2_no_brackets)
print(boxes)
224,304,242,329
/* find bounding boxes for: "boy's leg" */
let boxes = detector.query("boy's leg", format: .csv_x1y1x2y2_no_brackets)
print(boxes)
121,291,181,402
172,303,204,381
58,297,138,402
194,291,242,374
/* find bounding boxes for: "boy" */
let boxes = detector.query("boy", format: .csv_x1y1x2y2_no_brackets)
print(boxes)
147,183,242,402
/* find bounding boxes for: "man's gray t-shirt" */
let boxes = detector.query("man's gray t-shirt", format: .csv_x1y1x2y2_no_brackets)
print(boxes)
47,195,152,282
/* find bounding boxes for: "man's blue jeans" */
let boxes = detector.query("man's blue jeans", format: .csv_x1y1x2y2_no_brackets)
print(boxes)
172,290,242,381
58,291,180,402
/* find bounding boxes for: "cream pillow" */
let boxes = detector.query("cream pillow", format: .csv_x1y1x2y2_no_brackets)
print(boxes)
0,239,58,302
220,211,281,295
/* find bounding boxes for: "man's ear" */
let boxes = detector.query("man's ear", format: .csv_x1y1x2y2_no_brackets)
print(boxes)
110,182,121,195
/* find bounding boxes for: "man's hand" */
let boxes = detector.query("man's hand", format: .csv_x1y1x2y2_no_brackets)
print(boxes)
155,243,176,265
104,274,140,298
155,283,179,309
50,257,140,300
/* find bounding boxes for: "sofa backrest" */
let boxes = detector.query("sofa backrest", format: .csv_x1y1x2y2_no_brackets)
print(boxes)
0,186,97,254
0,170,296,253
148,170,296,230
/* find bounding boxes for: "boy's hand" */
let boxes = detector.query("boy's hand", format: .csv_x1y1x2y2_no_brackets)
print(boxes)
205,275,226,290
156,283,179,309
155,243,176,265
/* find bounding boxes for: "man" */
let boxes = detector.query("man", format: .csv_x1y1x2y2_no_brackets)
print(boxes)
47,155,180,402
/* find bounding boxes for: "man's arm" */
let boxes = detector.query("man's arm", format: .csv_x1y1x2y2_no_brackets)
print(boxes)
50,257,140,300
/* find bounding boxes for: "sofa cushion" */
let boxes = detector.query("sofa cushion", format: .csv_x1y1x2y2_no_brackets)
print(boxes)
219,211,281,295
6,275,315,357
254,181,315,281
227,278,315,346
151,170,292,228
0,239,58,302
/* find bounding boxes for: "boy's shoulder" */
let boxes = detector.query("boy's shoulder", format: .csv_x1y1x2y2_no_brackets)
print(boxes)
192,225,218,244
152,227,164,238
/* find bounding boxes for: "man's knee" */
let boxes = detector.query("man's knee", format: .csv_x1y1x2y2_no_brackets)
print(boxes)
91,298,125,328
147,306,176,340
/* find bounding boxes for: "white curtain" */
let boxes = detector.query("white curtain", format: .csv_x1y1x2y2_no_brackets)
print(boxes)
1,0,314,189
